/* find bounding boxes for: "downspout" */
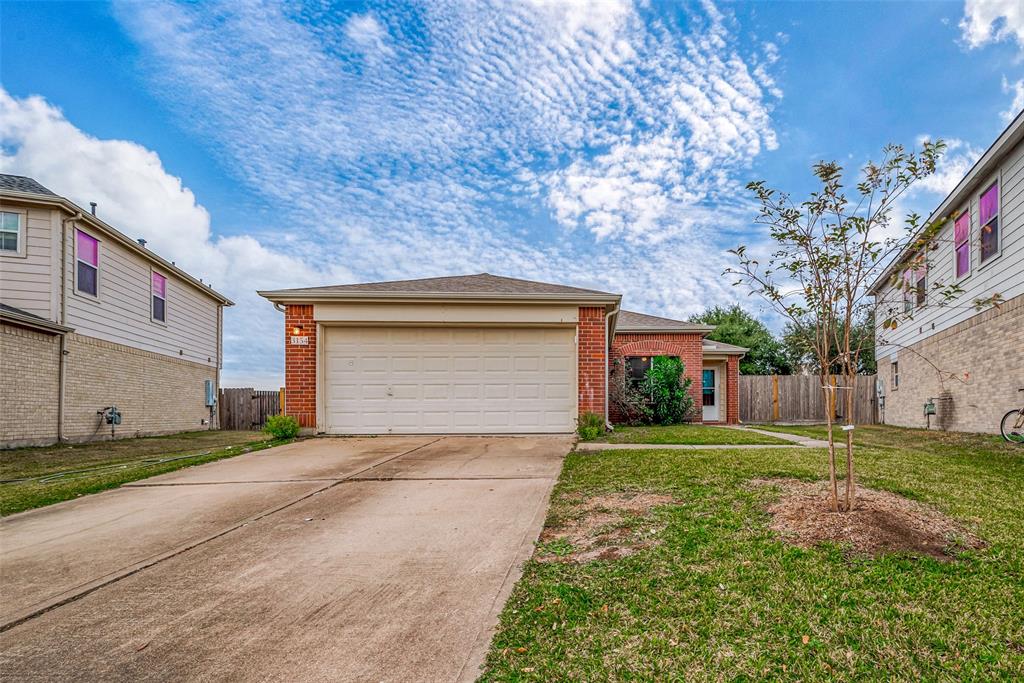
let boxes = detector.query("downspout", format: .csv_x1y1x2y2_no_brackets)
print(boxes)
57,212,81,442
604,303,620,429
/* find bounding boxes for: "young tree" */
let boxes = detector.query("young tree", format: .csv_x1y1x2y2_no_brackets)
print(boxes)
728,141,963,512
690,305,793,375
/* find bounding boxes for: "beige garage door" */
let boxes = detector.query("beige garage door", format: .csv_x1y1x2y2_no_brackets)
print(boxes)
322,327,577,434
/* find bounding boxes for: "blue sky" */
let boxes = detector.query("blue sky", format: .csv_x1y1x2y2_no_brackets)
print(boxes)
2,0,1022,387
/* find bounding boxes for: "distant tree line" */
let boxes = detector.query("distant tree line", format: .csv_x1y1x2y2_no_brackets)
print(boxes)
689,305,876,375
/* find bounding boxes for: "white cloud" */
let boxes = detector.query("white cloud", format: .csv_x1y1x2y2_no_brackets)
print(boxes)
959,0,1024,50
1001,76,1024,122
912,136,984,196
70,0,784,383
0,88,346,388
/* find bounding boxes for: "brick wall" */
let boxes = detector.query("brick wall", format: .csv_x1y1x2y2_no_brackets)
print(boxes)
62,333,217,442
610,332,705,423
284,305,317,429
577,306,607,419
1,323,60,447
879,293,1024,434
726,355,739,424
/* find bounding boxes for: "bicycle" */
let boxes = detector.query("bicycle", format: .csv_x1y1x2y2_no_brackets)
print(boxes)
1001,389,1024,444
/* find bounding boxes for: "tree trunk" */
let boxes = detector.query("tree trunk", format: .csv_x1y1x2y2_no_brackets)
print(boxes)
843,368,856,512
822,372,839,512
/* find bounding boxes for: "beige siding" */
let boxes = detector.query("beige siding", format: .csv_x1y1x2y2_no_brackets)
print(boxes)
63,220,220,367
876,138,1024,360
0,203,58,319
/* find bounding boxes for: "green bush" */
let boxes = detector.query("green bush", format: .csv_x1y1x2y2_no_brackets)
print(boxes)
610,356,695,426
263,414,300,439
642,356,695,425
577,412,605,441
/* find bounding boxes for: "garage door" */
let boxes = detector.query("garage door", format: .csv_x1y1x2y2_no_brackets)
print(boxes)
323,327,577,434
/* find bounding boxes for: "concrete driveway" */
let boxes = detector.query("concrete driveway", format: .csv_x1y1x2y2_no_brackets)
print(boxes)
0,435,570,682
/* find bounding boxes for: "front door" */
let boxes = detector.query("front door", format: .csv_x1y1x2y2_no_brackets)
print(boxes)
702,368,719,421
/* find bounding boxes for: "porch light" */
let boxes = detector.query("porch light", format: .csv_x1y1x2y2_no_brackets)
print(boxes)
291,325,304,336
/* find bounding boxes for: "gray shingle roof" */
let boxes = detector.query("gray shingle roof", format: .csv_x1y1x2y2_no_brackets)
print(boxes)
616,309,714,333
262,273,619,298
0,174,57,196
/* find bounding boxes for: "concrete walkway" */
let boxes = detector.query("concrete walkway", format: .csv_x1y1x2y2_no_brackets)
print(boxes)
577,425,828,451
0,435,570,682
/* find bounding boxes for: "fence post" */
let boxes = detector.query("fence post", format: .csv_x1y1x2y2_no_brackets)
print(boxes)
771,375,780,422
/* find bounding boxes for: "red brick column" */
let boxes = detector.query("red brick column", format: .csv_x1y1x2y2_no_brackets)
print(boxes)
284,305,316,429
577,306,607,420
726,355,739,424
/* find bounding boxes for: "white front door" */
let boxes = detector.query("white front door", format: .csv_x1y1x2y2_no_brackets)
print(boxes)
322,326,577,434
702,367,719,421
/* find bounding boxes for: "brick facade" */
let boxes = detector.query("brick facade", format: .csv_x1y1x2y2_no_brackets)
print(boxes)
1,327,217,448
878,293,1024,434
283,304,317,429
1,323,60,447
609,332,707,423
726,355,739,425
577,306,607,419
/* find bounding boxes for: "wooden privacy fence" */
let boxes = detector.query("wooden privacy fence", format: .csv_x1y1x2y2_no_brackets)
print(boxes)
219,388,282,430
739,374,878,424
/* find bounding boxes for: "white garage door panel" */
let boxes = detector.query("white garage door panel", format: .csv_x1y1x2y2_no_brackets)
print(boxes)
323,327,576,434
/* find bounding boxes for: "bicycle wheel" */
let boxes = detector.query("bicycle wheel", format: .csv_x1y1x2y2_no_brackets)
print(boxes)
1001,410,1024,444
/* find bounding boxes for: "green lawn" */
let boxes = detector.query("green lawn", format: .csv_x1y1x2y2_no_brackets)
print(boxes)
1,430,280,516
596,424,792,445
482,425,1024,681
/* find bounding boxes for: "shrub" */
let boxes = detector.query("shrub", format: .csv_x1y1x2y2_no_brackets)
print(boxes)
642,356,695,425
577,412,605,441
263,414,300,439
610,356,695,426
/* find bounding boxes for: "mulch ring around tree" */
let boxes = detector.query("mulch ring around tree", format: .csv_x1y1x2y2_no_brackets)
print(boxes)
750,478,985,561
536,492,677,563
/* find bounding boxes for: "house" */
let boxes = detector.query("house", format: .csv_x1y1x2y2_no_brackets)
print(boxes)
868,111,1024,433
258,273,744,435
0,175,233,447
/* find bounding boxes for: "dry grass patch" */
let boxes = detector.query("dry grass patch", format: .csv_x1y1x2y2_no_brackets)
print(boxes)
752,478,985,561
537,492,676,563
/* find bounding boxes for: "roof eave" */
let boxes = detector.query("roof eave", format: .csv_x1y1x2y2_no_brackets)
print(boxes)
0,189,235,306
0,310,74,335
257,290,622,306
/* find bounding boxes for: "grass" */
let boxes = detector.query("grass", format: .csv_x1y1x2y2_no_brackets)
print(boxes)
482,425,1024,681
1,430,279,516
596,424,792,445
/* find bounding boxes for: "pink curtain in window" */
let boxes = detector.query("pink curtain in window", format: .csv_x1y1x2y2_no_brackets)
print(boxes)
954,212,969,244
956,245,969,277
152,273,166,298
980,183,998,225
76,230,98,266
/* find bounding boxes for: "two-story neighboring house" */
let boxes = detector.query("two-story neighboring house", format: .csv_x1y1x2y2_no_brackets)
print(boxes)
868,112,1024,434
0,175,233,447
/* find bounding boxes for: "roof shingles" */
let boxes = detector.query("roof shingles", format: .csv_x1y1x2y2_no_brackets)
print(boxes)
262,273,618,297
0,174,57,196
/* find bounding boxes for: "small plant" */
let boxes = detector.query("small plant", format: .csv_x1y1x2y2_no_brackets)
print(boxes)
263,414,300,440
577,412,605,441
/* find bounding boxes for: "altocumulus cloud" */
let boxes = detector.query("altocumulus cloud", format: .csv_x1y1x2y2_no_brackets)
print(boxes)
10,0,786,386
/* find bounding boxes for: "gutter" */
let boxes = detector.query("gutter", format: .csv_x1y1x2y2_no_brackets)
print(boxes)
604,303,620,429
57,212,80,442
256,290,622,306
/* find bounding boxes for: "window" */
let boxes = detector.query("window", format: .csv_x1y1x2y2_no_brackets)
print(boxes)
0,211,23,254
626,356,652,387
891,361,899,390
152,272,167,322
915,267,927,306
979,181,999,263
953,210,970,278
76,230,99,296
